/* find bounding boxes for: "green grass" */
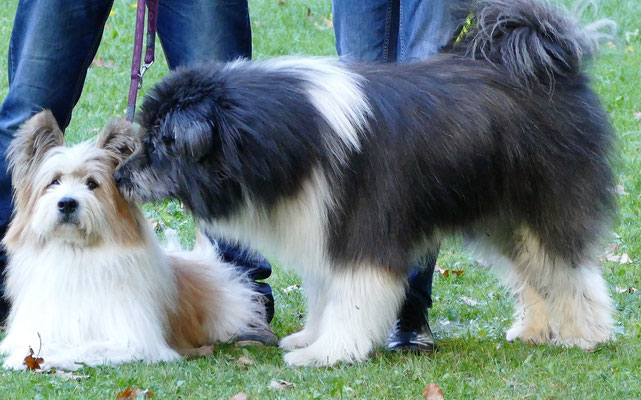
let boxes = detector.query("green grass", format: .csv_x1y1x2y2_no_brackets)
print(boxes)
1,0,641,398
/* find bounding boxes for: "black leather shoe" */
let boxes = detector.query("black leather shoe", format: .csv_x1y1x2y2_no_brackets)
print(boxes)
235,325,278,347
386,319,437,353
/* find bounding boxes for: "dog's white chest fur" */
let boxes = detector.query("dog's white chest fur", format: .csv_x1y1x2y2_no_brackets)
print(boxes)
0,243,179,370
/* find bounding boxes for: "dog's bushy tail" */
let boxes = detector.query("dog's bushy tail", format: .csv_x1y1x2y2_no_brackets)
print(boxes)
466,0,615,88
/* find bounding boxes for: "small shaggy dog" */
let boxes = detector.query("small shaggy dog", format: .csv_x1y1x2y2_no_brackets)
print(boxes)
0,111,266,370
115,0,617,366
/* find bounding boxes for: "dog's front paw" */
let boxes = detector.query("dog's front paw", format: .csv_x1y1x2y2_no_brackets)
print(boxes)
2,353,29,371
279,330,315,351
283,348,333,367
506,323,553,345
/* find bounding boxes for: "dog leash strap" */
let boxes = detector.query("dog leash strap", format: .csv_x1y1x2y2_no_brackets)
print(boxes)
126,0,159,122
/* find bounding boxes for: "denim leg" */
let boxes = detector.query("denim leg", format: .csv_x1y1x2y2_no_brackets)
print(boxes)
0,0,113,321
398,0,462,61
332,0,399,62
397,250,438,331
157,0,251,68
216,240,274,323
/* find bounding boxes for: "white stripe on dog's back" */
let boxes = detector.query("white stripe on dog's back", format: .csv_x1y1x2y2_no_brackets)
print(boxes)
226,57,371,161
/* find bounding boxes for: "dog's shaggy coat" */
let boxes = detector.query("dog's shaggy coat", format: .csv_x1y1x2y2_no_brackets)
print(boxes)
116,0,617,366
0,112,267,370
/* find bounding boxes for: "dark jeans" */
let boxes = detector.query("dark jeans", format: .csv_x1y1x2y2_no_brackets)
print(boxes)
333,0,463,330
0,0,273,323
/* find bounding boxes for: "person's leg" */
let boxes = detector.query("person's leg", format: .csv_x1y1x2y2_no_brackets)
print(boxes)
216,240,274,324
0,0,113,322
387,252,438,352
398,0,465,61
157,0,251,68
332,0,399,62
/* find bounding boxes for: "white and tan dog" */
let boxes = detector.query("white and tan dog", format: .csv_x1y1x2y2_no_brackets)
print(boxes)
0,111,267,370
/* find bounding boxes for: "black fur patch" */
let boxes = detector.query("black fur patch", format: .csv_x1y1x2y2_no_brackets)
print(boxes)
116,0,616,277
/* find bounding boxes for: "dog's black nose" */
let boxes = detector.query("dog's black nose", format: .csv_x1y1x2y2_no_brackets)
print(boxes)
114,169,126,186
57,197,78,215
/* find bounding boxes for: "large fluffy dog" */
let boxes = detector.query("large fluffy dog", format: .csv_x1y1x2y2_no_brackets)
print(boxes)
115,0,617,366
0,111,266,370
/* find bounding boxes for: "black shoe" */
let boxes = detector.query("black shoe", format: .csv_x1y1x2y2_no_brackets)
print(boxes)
235,325,279,347
386,319,437,353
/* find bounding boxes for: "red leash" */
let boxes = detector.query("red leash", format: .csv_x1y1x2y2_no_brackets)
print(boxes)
126,0,159,122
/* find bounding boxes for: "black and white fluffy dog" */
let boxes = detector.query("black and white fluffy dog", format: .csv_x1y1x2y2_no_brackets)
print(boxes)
115,0,617,366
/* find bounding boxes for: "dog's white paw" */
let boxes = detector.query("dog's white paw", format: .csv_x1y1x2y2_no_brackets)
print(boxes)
506,323,553,345
2,353,29,371
283,341,368,367
279,330,315,351
283,347,335,367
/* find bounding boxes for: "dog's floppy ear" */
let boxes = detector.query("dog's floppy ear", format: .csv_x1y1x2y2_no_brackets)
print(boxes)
162,106,219,161
97,118,140,165
7,110,64,189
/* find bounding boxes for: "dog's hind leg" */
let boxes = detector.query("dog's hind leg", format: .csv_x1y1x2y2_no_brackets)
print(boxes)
283,265,406,366
280,272,328,351
487,228,613,350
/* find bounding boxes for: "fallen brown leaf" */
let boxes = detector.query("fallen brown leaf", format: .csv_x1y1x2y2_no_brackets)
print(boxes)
460,296,478,306
50,370,90,380
423,383,444,399
619,253,632,264
23,346,44,371
278,0,286,5
321,16,333,27
116,386,154,399
283,284,300,293
230,392,249,400
90,56,115,69
269,380,295,390
237,355,254,366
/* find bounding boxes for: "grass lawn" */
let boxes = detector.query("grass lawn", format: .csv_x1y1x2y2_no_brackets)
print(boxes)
1,0,640,398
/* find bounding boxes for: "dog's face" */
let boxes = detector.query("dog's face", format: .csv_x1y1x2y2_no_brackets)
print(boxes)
5,111,141,247
114,77,241,219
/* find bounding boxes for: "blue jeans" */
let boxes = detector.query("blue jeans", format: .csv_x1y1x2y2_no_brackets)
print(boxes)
0,0,274,321
333,0,463,330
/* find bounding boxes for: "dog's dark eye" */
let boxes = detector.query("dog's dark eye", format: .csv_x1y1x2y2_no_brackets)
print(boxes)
162,134,174,146
86,179,99,191
49,178,60,187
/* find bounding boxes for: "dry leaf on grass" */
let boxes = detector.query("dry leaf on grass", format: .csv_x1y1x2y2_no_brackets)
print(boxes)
116,386,154,399
436,266,464,277
269,380,295,390
24,335,44,371
50,370,90,380
460,296,478,306
90,56,115,69
619,253,632,264
278,0,286,5
283,284,300,293
423,383,444,399
230,392,249,400
180,345,214,359
237,355,254,366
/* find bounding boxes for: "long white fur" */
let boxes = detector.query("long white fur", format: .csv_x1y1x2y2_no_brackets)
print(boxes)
206,59,614,366
471,229,614,350
224,57,371,164
0,116,265,370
